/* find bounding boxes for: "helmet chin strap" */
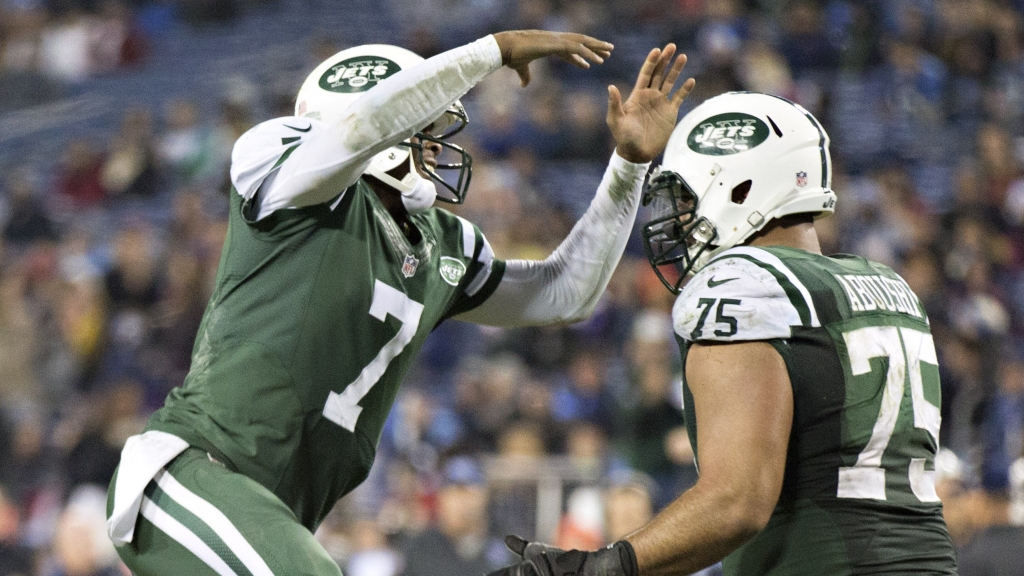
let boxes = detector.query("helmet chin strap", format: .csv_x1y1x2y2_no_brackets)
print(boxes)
365,154,437,214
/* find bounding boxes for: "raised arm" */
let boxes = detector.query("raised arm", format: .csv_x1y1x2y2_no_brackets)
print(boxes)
232,31,614,215
625,341,792,574
485,341,792,576
456,45,695,327
332,31,615,174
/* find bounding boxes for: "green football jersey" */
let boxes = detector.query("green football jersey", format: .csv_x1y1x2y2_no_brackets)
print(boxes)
674,246,956,575
146,178,503,531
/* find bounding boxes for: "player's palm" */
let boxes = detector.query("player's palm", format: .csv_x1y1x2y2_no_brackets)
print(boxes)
608,44,695,164
493,30,614,87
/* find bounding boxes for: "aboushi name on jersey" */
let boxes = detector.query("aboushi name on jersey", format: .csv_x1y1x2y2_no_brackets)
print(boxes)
674,246,955,574
642,92,956,574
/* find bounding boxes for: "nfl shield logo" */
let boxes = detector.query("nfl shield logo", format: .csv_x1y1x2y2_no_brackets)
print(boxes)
796,171,808,187
401,254,419,278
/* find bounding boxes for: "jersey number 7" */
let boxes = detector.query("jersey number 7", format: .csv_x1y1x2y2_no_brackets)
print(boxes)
323,280,424,432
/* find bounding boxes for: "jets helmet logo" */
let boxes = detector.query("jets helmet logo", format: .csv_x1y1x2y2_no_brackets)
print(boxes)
319,56,401,94
687,112,770,156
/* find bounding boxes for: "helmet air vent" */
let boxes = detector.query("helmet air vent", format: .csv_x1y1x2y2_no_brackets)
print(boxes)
731,180,752,204
767,115,783,138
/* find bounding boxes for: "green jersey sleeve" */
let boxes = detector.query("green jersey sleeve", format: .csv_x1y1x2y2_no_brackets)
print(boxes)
442,214,505,320
674,246,821,342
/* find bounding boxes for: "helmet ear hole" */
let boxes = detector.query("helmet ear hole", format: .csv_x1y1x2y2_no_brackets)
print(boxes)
731,180,752,205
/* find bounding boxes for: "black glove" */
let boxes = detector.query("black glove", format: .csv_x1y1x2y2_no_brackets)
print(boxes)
485,535,639,576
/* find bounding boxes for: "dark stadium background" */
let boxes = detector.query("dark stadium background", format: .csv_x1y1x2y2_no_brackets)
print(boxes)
0,0,1022,574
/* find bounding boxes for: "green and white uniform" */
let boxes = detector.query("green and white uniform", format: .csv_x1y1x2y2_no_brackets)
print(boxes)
153,175,503,526
107,116,503,575
106,32,652,575
675,246,957,575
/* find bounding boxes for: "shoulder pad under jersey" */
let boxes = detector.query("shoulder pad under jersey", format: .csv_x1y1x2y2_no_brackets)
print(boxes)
229,116,329,200
674,246,821,342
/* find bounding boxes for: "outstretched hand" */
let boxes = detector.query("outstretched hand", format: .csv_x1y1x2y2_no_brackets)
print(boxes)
493,30,614,87
485,535,638,576
607,44,696,164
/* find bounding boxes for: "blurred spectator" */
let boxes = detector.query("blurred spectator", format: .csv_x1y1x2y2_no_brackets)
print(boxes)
103,225,158,313
554,486,604,551
0,484,34,576
779,1,839,75
934,448,974,548
54,140,105,208
958,472,1024,576
89,0,148,72
158,100,213,188
558,90,609,161
489,422,546,541
603,474,653,542
345,520,402,576
38,10,92,83
0,263,42,407
2,171,56,247
615,311,692,505
63,381,144,489
989,356,1024,467
147,250,206,399
550,351,616,432
402,457,506,576
43,486,120,576
100,107,160,199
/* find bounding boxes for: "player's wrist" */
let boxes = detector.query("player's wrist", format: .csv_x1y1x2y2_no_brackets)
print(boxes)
586,540,638,576
614,143,651,164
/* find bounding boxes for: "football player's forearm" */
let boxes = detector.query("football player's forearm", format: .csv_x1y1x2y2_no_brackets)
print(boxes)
270,36,502,207
625,482,763,575
457,152,648,326
334,35,502,163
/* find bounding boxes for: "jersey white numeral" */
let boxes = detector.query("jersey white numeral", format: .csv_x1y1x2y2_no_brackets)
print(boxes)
837,325,941,502
322,280,424,432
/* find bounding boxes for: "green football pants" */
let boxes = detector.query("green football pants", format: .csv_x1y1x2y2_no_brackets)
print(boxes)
107,447,343,576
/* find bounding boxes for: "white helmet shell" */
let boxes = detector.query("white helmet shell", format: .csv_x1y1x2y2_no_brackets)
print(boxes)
294,44,470,205
642,92,836,292
296,44,424,174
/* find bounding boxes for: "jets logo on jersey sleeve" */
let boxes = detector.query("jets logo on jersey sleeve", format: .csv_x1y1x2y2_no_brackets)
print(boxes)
674,246,820,342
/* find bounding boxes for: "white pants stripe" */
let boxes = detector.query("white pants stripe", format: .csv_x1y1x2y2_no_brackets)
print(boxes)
155,471,275,576
140,495,238,576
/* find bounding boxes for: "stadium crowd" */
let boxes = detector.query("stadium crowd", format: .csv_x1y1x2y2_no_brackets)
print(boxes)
1,0,1024,575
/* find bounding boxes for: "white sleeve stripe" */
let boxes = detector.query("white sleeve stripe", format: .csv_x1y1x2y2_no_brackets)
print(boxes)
476,235,494,267
456,216,475,258
466,260,493,297
464,224,495,295
140,496,238,576
157,472,274,576
716,247,820,327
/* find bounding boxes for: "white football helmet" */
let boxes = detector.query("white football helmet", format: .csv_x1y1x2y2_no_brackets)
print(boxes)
642,91,836,293
294,44,472,206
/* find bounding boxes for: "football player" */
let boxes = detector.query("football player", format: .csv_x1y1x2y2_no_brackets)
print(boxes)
487,92,958,575
105,30,696,575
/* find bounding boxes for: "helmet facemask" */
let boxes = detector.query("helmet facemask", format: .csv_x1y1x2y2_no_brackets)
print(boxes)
641,169,718,294
639,91,838,295
402,103,473,204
